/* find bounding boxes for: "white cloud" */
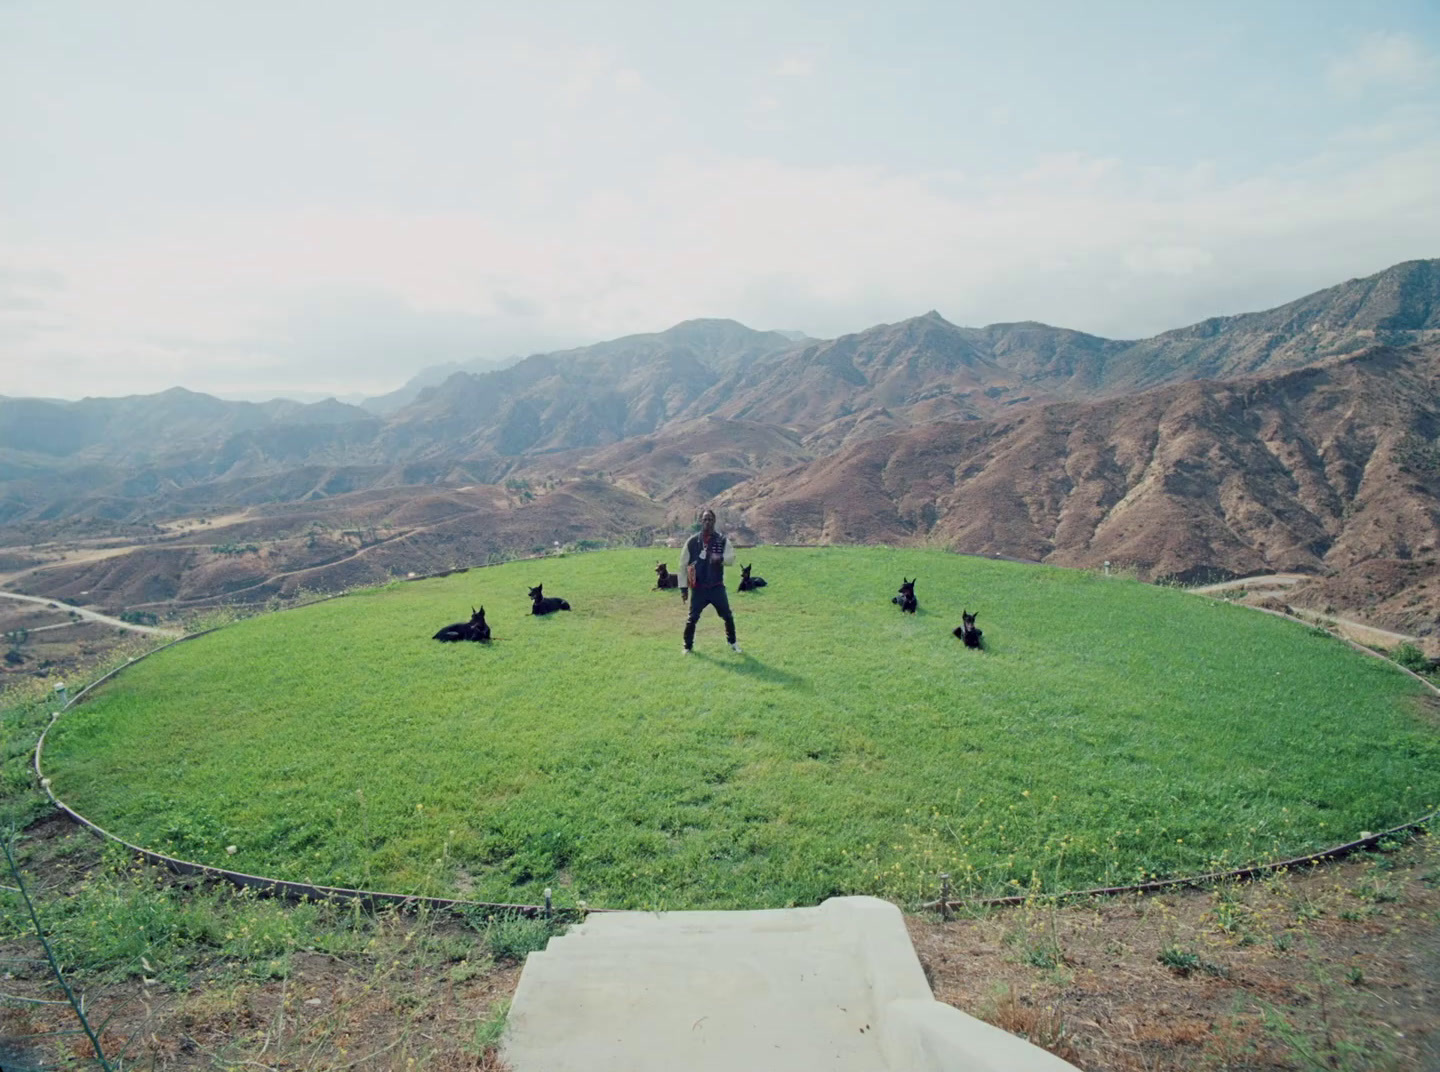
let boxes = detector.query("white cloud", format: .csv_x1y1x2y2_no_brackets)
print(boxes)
1122,246,1214,276
745,95,785,132
1328,31,1437,96
774,56,815,78
613,68,645,91
4,134,1439,399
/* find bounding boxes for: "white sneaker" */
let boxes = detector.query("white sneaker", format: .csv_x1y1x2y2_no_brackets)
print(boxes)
730,642,743,654
682,647,691,655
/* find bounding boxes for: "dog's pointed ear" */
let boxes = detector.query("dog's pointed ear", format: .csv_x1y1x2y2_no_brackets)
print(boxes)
479,606,485,615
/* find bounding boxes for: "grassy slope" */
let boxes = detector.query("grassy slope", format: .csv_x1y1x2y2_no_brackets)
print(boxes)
44,548,1440,910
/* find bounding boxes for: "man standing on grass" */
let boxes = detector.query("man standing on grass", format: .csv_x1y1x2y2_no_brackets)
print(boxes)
681,508,741,655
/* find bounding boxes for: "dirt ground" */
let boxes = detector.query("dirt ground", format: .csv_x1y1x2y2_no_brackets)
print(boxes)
3,819,1437,1071
911,833,1440,1071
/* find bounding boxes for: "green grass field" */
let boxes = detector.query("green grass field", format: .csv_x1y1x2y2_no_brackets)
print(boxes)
43,548,1440,910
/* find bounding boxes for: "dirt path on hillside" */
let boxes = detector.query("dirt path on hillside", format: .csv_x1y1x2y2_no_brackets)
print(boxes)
1188,573,1419,648
122,504,503,609
153,510,254,534
0,543,147,589
0,591,182,637
1189,573,1311,594
3,500,499,617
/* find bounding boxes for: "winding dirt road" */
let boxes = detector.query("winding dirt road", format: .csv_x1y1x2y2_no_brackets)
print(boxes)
1189,573,1418,647
0,590,182,637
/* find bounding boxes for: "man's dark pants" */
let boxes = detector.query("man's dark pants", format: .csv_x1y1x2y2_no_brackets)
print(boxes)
684,585,736,649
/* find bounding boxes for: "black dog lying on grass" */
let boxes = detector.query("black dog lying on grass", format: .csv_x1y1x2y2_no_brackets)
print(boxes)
654,562,681,590
737,564,767,591
528,584,571,615
954,609,983,648
433,606,490,643
892,577,917,614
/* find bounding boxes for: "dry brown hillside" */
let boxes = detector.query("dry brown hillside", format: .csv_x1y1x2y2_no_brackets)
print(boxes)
6,480,668,614
722,343,1440,637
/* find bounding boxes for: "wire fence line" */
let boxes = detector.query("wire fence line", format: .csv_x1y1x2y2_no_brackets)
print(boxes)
24,550,1439,918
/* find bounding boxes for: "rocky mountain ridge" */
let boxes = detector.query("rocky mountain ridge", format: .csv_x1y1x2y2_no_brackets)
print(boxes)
718,340,1440,634
6,261,1436,497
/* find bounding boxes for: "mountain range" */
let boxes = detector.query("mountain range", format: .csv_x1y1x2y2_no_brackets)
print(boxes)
2,259,1438,637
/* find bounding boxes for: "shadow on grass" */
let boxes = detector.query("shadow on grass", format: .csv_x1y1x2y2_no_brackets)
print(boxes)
691,650,808,688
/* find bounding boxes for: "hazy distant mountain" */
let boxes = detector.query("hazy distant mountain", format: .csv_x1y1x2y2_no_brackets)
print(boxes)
0,388,377,465
359,323,813,417
690,311,1027,450
382,318,803,456
508,416,816,504
1094,258,1440,391
359,354,523,416
9,263,1434,496
688,260,1440,451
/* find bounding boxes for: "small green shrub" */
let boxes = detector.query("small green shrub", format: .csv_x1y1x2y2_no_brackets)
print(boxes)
1025,945,1063,969
1352,879,1399,904
1392,643,1430,673
1212,899,1249,935
1157,945,1201,975
470,914,560,962
210,543,259,556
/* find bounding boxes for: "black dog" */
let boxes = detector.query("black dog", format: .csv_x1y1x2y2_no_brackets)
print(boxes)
528,584,571,615
737,564,767,591
891,577,917,614
654,562,681,590
433,606,490,643
954,609,983,649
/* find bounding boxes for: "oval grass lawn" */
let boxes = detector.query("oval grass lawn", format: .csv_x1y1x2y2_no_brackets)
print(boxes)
45,548,1440,910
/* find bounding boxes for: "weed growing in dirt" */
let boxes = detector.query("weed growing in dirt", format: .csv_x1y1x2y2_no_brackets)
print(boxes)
1157,944,1202,975
0,841,373,983
980,984,1076,1061
468,913,561,963
467,999,511,1054
1257,963,1405,1072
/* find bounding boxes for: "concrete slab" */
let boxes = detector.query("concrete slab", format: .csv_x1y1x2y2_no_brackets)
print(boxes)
503,896,1081,1072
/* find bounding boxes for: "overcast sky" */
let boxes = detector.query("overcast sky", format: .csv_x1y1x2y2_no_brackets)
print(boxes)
3,1,1438,402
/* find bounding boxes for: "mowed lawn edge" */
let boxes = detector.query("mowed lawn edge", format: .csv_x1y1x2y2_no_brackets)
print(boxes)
44,548,1440,910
